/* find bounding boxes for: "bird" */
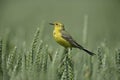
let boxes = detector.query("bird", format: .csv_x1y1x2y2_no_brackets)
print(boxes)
49,22,95,56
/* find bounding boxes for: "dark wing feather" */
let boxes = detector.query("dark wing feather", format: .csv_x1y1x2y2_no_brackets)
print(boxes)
61,30,95,56
61,30,83,49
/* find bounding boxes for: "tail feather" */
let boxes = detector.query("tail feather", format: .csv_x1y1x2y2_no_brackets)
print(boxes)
81,48,95,56
70,40,95,56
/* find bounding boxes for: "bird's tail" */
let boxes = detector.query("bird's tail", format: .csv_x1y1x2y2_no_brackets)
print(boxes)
81,48,95,56
71,40,95,56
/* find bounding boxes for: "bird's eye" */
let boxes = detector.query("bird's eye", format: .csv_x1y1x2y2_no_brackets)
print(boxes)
56,23,58,25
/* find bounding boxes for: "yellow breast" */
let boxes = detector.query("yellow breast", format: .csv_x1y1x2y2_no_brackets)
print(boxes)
53,30,71,48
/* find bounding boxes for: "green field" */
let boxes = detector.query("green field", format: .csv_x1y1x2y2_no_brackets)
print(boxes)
0,0,120,80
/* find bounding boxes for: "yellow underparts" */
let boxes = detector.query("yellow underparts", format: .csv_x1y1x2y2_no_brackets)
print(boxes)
53,29,72,48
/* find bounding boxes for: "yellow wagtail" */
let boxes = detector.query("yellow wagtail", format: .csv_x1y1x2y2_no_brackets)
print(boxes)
49,22,95,56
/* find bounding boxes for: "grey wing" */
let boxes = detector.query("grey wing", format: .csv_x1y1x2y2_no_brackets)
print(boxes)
61,30,83,49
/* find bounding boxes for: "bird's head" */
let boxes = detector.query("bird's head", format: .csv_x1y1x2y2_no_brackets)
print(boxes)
49,22,65,30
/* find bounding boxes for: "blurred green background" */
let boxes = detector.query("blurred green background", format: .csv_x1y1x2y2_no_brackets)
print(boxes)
0,0,120,49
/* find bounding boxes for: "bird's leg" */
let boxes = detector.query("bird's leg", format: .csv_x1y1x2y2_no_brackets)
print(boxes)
64,48,68,54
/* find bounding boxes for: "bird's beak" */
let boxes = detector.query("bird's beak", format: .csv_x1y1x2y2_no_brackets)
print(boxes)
49,23,54,25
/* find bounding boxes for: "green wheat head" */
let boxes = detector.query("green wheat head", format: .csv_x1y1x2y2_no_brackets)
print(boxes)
57,49,74,80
